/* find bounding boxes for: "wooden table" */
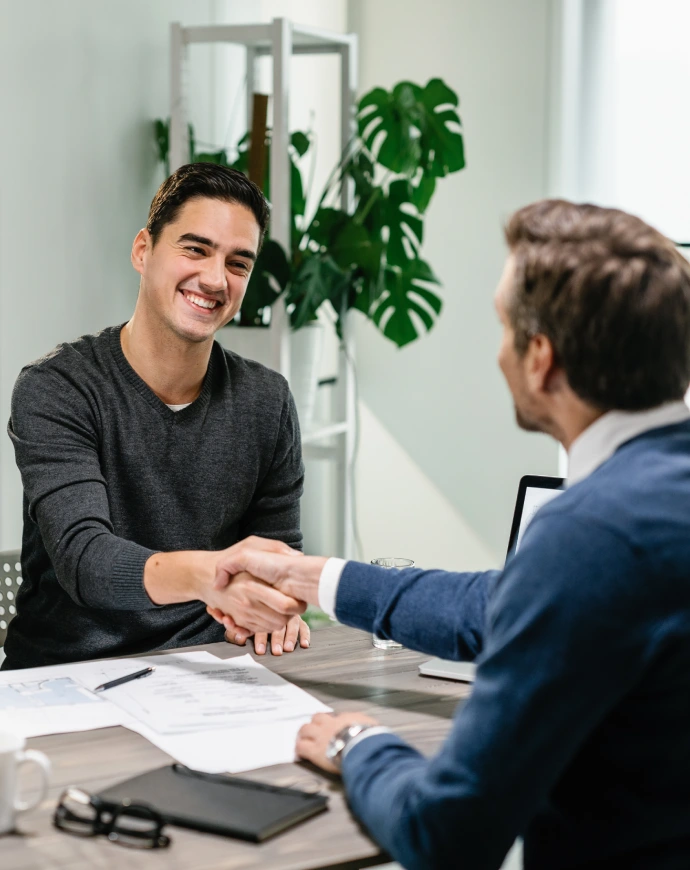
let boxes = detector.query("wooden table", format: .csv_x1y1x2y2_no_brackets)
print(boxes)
4,625,471,870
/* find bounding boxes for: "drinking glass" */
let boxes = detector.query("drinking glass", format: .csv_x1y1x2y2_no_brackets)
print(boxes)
371,558,415,650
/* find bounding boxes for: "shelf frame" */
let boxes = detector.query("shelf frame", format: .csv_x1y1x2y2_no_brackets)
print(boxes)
169,18,358,558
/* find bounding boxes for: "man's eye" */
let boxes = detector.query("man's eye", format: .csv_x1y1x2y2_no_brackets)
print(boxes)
186,246,204,255
229,262,249,271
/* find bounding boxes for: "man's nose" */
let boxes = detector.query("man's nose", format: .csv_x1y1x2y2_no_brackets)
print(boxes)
199,256,227,293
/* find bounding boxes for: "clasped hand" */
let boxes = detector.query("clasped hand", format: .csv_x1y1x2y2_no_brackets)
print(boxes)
206,540,377,774
204,536,315,656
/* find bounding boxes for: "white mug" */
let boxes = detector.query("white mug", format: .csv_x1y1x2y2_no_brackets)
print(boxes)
0,731,51,834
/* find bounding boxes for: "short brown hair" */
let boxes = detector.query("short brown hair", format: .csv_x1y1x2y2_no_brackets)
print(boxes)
147,162,270,247
504,200,690,411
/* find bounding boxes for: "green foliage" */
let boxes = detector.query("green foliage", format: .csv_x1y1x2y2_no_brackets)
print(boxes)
240,239,290,326
373,259,442,348
152,75,465,347
358,78,465,179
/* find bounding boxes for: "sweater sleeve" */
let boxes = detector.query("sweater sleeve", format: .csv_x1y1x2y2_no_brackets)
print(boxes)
8,365,157,610
340,514,652,870
335,562,497,660
238,386,304,550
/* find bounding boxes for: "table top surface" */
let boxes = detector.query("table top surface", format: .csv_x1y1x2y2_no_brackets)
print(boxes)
5,625,470,870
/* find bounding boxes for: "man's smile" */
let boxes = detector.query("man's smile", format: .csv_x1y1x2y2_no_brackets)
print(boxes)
179,289,222,312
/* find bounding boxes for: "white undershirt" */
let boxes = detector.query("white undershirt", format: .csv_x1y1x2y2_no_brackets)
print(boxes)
166,403,192,412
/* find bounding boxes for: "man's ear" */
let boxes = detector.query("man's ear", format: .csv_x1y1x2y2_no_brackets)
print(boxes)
131,228,151,276
525,334,559,394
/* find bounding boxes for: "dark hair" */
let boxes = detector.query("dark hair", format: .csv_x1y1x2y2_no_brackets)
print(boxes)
504,199,690,411
146,163,270,247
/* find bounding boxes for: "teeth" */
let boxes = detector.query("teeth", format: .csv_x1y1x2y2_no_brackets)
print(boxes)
185,292,217,310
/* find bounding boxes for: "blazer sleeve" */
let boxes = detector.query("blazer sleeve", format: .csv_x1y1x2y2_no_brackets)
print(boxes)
335,561,499,660
340,514,651,870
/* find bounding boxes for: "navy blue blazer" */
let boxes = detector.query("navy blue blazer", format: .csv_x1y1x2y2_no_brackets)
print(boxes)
337,421,690,870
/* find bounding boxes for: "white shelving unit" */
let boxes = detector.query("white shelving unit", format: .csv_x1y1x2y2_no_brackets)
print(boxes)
169,18,358,559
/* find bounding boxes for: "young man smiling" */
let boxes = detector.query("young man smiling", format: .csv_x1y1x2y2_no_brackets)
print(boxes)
4,163,308,669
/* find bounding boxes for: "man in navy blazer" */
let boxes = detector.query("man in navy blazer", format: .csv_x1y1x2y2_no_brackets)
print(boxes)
211,201,690,870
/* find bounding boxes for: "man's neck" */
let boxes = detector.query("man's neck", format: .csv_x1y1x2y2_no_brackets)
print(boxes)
558,405,605,452
121,310,212,405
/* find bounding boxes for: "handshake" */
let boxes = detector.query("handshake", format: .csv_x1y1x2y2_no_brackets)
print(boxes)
203,537,328,655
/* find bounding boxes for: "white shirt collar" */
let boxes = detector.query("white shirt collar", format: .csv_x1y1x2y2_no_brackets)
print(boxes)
567,400,690,485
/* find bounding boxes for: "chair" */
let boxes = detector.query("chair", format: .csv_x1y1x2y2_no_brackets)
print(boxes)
0,550,22,649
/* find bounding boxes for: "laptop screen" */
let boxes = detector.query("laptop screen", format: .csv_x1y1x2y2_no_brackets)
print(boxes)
507,475,565,556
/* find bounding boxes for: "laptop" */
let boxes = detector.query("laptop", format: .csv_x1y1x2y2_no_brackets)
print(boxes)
418,474,565,682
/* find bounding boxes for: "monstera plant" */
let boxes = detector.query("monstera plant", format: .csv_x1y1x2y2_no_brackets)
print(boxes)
154,77,465,347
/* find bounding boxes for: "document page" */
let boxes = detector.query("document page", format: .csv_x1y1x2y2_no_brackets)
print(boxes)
105,654,329,735
0,650,331,772
0,660,135,738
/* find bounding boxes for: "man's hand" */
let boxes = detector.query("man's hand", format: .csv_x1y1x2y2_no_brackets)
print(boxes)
145,537,306,635
213,548,327,606
296,712,380,774
204,570,306,635
218,613,311,656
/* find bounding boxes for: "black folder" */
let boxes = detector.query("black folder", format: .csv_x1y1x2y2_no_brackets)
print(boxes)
98,763,328,842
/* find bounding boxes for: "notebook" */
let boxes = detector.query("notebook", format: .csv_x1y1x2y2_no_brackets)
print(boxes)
98,763,328,842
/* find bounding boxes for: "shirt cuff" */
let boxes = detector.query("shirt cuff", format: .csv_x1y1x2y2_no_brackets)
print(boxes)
318,557,347,618
341,726,393,761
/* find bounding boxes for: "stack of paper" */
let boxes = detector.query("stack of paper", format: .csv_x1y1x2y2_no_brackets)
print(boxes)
0,651,330,773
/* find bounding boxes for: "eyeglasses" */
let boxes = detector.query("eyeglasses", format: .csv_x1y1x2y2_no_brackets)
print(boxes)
53,787,170,849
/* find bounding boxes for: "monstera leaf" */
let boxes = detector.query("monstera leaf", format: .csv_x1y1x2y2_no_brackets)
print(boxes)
287,254,350,331
417,78,465,177
358,83,422,176
358,78,465,179
410,172,436,214
239,239,290,326
380,180,423,267
371,259,442,347
310,208,382,278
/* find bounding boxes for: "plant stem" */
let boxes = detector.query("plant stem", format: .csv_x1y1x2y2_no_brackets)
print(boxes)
354,168,394,225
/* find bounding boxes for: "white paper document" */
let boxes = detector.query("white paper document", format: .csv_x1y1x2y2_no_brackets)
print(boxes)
126,715,320,774
0,650,330,772
105,653,329,735
0,659,135,738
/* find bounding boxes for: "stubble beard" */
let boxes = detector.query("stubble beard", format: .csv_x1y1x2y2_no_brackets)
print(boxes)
514,404,544,434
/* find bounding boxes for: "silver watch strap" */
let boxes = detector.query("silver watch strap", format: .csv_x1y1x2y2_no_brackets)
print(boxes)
340,725,393,762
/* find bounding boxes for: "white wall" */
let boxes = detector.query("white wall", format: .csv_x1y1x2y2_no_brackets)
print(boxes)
356,403,496,570
348,0,559,561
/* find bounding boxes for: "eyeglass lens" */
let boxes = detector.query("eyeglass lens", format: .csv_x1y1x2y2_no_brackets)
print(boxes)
54,788,170,849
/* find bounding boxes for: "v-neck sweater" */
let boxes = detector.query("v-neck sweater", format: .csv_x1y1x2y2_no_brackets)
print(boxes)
4,325,304,669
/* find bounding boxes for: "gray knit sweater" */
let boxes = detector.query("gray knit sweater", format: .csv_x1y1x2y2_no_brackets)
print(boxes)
4,325,304,669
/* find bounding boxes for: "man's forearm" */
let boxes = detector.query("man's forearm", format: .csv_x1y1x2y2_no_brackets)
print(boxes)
335,563,495,660
144,550,218,605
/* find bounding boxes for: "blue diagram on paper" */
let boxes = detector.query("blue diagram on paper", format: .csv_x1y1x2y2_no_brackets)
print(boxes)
0,677,99,710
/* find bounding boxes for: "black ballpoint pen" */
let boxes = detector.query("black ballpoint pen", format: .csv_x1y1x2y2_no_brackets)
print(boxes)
93,666,155,693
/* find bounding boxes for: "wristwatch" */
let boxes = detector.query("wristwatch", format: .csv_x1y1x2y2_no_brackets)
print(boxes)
326,723,375,770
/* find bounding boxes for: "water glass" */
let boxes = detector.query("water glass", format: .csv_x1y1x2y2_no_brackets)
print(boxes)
371,558,414,650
